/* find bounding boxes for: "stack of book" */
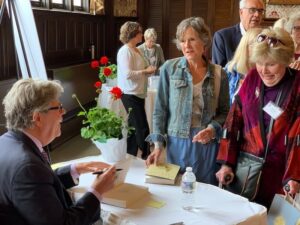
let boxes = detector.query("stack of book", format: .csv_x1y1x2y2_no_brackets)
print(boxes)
102,183,149,208
145,163,180,185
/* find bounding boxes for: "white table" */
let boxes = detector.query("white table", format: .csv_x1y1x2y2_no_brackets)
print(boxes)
68,155,267,225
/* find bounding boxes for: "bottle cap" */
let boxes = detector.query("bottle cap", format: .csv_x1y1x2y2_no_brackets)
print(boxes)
186,167,192,172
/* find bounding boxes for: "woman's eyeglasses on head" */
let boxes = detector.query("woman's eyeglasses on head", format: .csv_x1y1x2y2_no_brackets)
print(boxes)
257,34,285,47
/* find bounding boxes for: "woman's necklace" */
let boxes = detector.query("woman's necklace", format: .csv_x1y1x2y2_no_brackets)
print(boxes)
189,63,207,84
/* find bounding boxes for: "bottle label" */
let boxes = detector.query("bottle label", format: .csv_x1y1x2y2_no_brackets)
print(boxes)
181,181,195,193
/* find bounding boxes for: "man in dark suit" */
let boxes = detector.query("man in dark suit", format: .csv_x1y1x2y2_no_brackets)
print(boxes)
212,0,264,67
0,79,116,225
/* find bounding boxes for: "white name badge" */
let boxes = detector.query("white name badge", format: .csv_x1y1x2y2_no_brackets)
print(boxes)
263,101,283,120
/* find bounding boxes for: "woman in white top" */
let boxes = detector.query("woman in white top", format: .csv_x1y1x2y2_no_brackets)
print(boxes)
117,21,156,158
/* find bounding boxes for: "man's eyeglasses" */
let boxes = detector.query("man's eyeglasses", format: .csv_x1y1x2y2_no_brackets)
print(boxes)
293,26,300,32
47,104,64,113
244,8,265,14
257,34,284,47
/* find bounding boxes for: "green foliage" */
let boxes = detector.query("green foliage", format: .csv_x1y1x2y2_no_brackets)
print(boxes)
78,107,125,143
99,64,117,83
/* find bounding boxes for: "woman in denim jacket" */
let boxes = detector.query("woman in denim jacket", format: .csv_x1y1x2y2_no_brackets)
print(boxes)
146,17,229,184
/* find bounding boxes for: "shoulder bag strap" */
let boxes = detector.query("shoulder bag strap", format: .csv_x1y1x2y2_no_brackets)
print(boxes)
213,64,222,113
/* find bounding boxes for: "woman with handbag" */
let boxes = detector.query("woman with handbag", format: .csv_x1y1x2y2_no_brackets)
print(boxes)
216,27,300,208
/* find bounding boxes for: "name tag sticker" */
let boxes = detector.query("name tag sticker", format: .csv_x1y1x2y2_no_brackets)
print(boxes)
263,101,283,120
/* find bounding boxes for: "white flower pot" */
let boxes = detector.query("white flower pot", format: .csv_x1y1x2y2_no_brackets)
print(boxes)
93,137,127,163
106,78,117,87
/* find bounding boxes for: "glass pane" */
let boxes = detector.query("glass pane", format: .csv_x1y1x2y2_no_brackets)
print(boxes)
52,0,63,3
74,0,81,7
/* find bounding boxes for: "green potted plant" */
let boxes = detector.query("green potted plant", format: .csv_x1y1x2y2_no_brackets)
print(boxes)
72,58,132,162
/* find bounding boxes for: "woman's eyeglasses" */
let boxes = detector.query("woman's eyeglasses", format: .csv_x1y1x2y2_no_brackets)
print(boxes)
257,34,284,47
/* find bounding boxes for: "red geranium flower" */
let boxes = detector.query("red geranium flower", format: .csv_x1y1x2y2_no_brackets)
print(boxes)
109,87,123,100
94,81,102,88
100,56,109,65
91,60,99,69
103,67,112,77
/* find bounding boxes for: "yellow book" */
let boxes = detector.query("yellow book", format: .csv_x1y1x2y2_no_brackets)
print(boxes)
102,183,149,208
145,163,180,185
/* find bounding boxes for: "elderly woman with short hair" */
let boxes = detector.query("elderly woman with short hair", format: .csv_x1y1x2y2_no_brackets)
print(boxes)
138,28,165,75
146,17,229,185
216,28,300,208
117,21,156,159
285,11,300,70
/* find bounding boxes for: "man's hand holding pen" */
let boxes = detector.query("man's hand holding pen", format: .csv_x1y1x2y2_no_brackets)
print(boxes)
93,168,123,175
91,165,116,196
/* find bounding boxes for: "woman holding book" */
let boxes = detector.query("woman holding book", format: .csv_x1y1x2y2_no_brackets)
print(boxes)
145,17,229,185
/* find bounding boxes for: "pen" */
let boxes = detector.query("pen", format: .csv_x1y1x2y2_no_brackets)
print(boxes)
92,168,123,175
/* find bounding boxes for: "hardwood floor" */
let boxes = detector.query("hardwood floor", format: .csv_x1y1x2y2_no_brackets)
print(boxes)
50,135,100,164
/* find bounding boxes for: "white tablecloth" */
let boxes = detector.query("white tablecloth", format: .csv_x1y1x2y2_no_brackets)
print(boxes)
68,155,267,225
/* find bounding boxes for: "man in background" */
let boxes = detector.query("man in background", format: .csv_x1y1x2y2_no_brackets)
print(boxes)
0,78,116,225
212,0,264,67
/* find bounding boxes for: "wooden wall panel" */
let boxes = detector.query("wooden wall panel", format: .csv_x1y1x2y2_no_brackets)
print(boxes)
191,0,208,22
168,0,186,58
145,0,240,59
0,11,17,80
146,0,164,45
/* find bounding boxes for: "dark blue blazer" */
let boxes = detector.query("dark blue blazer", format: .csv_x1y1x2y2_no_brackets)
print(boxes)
212,24,242,67
0,131,100,225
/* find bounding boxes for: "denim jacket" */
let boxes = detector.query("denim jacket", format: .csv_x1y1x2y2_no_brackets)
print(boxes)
146,57,229,145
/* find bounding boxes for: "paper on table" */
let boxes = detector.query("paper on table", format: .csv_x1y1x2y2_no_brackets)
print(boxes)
146,163,180,180
51,162,66,170
147,199,166,209
113,157,132,185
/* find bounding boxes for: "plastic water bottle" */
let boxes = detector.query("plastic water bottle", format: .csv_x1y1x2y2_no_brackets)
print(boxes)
181,167,197,211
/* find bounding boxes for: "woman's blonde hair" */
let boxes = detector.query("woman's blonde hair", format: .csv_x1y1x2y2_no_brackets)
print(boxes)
250,28,295,66
119,21,141,44
273,17,288,30
227,28,262,74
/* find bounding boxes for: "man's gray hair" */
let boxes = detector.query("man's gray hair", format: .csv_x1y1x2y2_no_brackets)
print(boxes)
3,78,64,131
239,0,247,9
240,0,264,9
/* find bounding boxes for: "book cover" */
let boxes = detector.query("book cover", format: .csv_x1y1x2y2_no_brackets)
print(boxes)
145,163,180,185
145,175,178,185
102,183,149,208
